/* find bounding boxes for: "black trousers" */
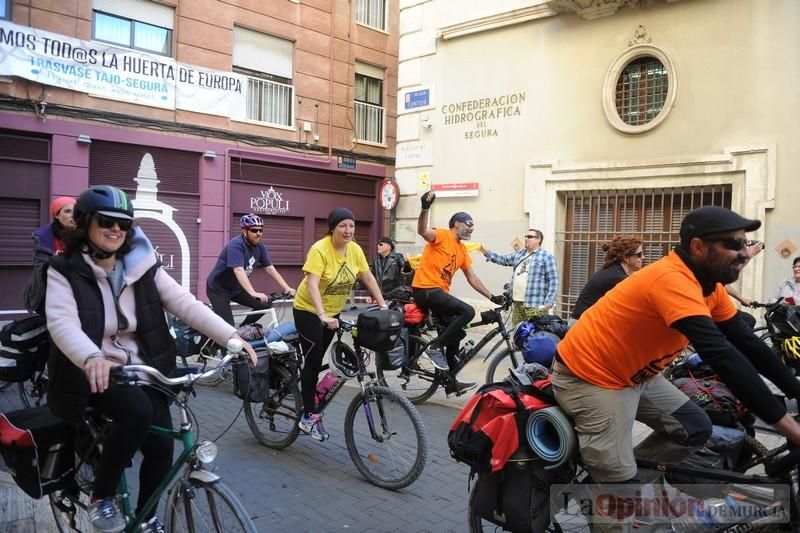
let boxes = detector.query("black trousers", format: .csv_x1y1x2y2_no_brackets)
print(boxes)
89,385,173,519
206,284,272,326
412,287,475,368
294,308,337,415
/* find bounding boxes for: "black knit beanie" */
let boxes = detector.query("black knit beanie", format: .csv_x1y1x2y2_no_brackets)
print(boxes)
328,207,355,231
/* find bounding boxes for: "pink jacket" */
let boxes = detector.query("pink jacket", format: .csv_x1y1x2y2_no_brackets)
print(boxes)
46,228,235,370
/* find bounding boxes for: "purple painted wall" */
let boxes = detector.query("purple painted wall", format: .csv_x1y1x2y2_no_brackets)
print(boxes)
1,111,389,307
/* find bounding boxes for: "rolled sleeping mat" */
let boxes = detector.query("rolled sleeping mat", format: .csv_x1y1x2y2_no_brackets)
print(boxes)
526,406,577,469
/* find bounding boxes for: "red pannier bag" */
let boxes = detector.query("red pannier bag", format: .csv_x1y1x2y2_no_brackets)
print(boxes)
403,303,426,325
447,377,555,474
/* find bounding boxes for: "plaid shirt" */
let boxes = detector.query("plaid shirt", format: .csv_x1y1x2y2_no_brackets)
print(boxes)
486,247,559,307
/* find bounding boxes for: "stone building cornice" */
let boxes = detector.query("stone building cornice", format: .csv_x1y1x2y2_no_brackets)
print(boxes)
437,4,558,41
549,0,684,20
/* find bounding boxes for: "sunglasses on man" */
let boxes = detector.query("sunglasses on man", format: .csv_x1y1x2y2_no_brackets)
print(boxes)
95,214,133,231
703,236,749,251
247,228,263,234
524,234,540,239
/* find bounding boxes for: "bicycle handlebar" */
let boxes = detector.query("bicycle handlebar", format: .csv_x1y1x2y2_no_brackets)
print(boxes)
749,297,785,311
110,339,245,387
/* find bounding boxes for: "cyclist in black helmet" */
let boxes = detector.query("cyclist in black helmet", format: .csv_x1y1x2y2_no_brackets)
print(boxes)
206,213,295,326
46,185,256,533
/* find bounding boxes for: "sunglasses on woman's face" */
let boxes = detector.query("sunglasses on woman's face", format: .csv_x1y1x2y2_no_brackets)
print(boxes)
95,214,132,231
629,251,644,258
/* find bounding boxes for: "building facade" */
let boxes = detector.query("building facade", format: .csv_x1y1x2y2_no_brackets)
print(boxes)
0,0,399,316
395,0,800,315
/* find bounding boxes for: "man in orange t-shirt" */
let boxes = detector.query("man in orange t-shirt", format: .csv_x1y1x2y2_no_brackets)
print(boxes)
412,191,504,395
553,206,800,492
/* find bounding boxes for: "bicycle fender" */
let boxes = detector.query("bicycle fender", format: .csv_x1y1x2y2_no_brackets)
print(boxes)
188,468,221,484
482,339,506,362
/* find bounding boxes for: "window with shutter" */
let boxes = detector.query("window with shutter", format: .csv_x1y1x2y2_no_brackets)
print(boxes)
557,185,732,317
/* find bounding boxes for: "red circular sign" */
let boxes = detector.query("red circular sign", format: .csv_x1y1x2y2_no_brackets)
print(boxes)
379,180,399,210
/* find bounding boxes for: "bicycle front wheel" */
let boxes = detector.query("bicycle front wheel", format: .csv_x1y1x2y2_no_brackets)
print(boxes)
166,476,257,533
344,385,428,490
377,334,440,404
484,347,523,384
244,364,301,449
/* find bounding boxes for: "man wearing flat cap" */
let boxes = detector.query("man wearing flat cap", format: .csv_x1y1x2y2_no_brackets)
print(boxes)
412,191,505,395
551,205,800,526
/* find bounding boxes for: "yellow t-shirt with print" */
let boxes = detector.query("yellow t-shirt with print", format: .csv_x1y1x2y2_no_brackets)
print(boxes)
294,236,370,316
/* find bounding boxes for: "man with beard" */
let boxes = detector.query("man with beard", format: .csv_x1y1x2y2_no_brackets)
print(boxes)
551,206,800,528
412,191,504,395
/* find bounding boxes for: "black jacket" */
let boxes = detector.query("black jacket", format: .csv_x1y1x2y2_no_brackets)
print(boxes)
370,252,406,295
47,253,176,422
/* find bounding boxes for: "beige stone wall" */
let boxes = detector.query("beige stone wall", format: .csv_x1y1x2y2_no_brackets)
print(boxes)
397,0,800,305
4,0,399,157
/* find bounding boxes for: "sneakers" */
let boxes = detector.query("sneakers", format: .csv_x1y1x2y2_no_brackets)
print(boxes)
141,516,165,533
423,346,449,370
445,379,477,396
299,413,330,442
88,497,125,533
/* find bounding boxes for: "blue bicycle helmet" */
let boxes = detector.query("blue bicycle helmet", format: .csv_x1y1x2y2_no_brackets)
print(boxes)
240,213,264,229
74,185,134,221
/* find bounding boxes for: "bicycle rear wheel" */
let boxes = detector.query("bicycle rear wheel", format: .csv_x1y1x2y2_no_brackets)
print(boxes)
244,364,301,449
344,385,427,490
49,452,97,532
377,334,440,404
166,476,257,533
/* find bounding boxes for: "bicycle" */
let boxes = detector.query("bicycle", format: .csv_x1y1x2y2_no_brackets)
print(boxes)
243,319,429,490
48,339,258,532
176,292,293,386
467,408,797,532
377,289,517,404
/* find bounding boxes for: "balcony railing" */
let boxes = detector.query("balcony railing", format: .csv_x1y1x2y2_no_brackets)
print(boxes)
356,0,386,31
354,101,384,144
245,76,293,127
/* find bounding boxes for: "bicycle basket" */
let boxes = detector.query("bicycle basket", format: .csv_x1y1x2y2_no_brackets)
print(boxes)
354,309,403,351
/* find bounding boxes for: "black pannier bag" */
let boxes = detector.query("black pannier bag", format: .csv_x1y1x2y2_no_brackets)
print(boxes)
472,447,568,533
377,327,409,371
0,315,50,382
0,406,75,499
355,309,403,352
233,355,271,402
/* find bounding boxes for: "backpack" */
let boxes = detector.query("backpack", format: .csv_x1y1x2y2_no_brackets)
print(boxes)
670,364,753,427
513,316,567,366
0,406,76,499
0,315,50,382
448,378,555,475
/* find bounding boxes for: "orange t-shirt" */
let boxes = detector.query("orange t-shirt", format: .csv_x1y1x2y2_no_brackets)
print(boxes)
411,228,472,292
558,250,737,389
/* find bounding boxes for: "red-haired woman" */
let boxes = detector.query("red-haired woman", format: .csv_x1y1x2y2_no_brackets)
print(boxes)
570,236,644,320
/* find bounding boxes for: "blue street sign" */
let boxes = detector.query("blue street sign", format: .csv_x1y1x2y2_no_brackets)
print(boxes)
404,89,430,110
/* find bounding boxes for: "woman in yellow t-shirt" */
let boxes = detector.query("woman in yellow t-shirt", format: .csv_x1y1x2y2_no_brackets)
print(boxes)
293,208,387,441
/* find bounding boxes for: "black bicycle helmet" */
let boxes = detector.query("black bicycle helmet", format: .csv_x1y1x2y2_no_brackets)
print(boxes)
330,342,359,379
74,185,134,222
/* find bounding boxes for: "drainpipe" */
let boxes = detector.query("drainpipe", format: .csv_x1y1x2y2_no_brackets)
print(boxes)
328,0,335,161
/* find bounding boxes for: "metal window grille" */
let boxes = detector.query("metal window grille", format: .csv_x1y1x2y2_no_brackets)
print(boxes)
556,185,732,317
615,57,668,126
356,0,386,31
354,101,384,143
244,76,294,127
